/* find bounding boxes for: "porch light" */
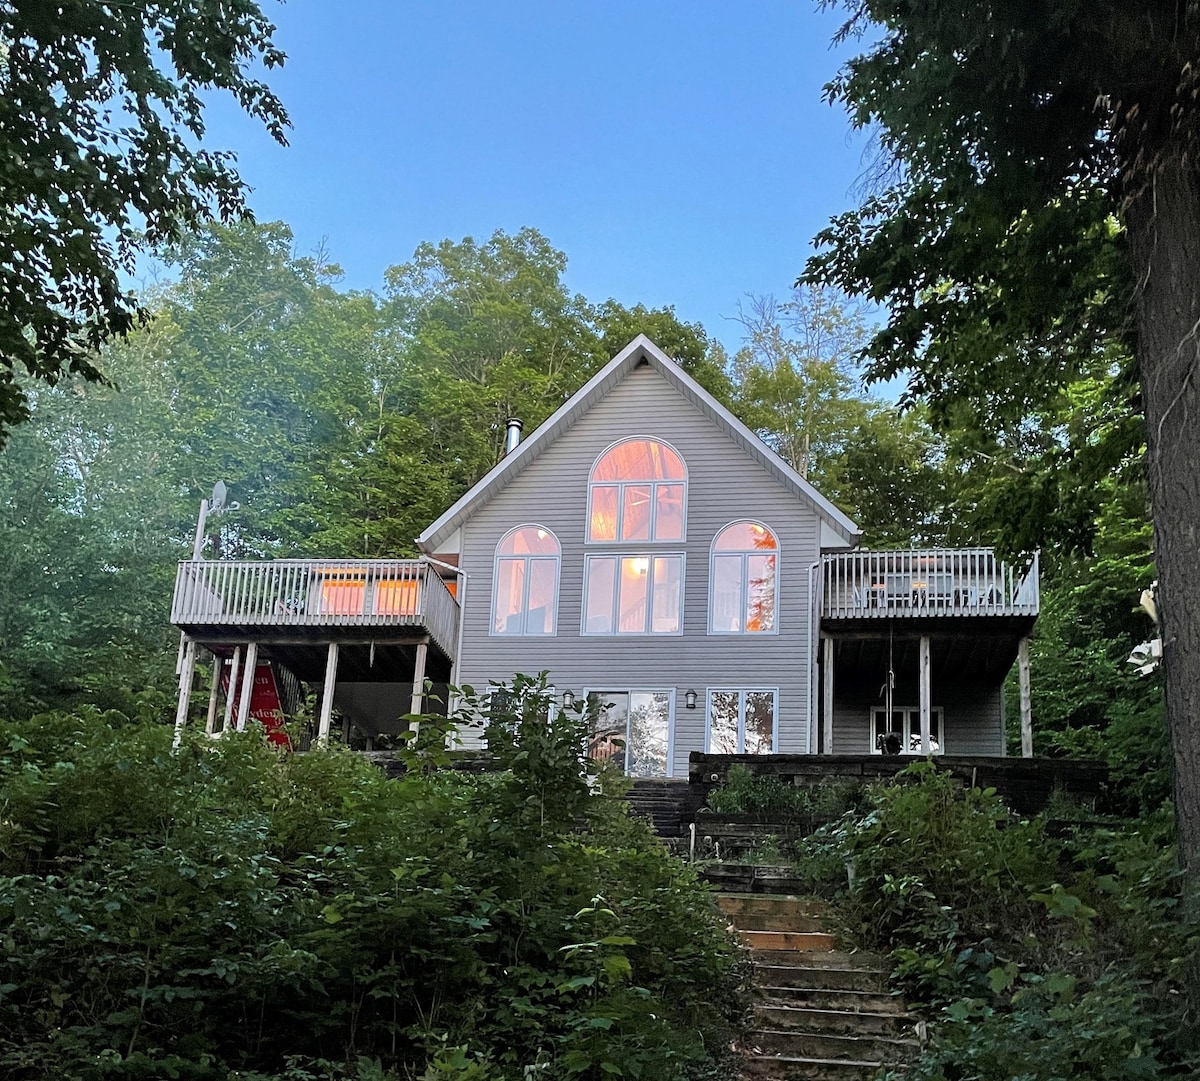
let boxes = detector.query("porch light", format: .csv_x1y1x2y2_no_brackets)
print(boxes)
685,688,698,710
562,690,575,709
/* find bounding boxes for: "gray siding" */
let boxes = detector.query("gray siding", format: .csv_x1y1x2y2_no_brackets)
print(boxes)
831,672,1005,756
456,363,822,775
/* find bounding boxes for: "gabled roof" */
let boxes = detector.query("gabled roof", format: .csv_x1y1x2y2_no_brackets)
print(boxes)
417,334,861,553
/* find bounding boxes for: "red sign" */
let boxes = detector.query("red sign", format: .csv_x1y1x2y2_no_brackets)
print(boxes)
223,662,291,747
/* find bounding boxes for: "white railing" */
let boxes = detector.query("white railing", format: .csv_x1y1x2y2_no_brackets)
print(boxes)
171,558,460,657
821,549,1039,619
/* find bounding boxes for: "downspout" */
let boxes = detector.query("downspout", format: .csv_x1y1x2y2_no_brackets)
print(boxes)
809,557,823,754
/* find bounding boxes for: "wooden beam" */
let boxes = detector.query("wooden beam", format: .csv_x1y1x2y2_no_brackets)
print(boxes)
236,641,257,730
822,636,835,755
222,648,240,732
317,642,339,743
411,639,429,716
205,653,221,734
172,639,197,749
919,634,932,755
1019,637,1033,758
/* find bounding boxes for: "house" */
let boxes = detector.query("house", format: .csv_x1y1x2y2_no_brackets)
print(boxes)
170,336,1039,772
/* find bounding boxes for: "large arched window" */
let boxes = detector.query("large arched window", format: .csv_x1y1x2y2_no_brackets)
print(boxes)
492,525,560,636
587,438,687,543
709,521,778,634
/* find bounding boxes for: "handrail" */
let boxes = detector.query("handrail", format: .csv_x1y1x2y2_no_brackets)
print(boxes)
821,548,1039,619
171,558,460,657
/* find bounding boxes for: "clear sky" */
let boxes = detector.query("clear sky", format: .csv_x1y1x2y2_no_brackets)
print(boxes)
195,0,876,356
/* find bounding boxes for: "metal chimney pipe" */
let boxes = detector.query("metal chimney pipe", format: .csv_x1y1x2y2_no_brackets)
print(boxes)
504,418,523,455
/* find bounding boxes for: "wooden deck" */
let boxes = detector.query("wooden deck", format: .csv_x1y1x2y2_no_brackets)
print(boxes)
821,548,1039,621
171,558,460,660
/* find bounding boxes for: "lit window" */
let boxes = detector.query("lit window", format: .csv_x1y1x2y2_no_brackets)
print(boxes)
492,526,560,635
588,438,687,542
707,689,776,754
582,554,683,635
710,521,778,633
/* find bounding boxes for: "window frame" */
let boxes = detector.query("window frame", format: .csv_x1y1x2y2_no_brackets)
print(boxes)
580,552,686,636
708,519,781,636
705,687,779,754
870,706,944,755
586,437,688,545
489,524,561,637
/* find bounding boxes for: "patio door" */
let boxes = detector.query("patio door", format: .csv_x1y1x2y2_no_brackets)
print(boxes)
587,689,674,777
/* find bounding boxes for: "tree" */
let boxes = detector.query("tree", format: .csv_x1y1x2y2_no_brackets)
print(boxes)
805,2,1200,877
0,0,289,447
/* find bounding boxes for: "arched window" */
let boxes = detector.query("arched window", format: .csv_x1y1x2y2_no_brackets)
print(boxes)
492,525,560,635
588,438,687,542
710,521,778,634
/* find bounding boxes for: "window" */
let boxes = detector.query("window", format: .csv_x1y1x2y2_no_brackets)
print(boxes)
871,707,943,754
492,526,560,635
710,521,778,633
588,438,686,543
582,554,683,634
707,689,776,754
587,689,673,777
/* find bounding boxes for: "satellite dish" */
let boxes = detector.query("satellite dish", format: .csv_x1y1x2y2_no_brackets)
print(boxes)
210,481,228,513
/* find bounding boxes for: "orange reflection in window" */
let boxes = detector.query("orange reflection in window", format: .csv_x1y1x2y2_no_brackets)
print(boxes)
320,576,366,615
375,578,419,615
591,439,685,481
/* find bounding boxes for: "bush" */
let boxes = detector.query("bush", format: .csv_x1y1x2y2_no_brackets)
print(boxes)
0,679,743,1080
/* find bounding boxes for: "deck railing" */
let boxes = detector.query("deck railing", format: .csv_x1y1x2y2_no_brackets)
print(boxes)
171,558,460,657
821,548,1039,619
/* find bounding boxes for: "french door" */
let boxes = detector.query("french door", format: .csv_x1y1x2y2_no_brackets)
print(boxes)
586,689,674,777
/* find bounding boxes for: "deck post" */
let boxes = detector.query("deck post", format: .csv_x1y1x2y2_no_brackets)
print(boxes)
1018,637,1033,757
411,639,429,716
919,634,932,754
172,638,197,749
236,641,257,730
205,653,221,734
317,642,339,743
822,636,835,754
222,648,241,732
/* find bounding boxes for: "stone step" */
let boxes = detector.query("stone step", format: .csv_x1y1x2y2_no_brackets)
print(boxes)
755,1004,911,1037
740,930,839,952
753,1028,918,1064
757,986,906,1014
753,962,889,993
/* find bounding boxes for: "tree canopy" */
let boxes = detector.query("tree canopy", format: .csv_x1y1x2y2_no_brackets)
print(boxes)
0,0,289,447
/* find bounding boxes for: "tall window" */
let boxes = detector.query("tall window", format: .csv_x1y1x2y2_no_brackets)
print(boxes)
583,554,683,634
710,521,778,633
492,526,559,635
707,689,776,754
587,689,673,777
588,438,687,542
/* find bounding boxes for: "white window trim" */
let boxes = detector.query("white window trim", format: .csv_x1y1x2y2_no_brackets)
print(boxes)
584,687,676,778
489,524,561,637
580,552,687,636
705,687,779,754
586,436,689,545
870,706,945,755
708,519,781,636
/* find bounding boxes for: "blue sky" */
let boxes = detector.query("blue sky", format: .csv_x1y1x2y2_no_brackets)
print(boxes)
195,1,876,356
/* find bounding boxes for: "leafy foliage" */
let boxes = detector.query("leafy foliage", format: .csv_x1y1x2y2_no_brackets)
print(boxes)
0,0,289,445
0,685,742,1080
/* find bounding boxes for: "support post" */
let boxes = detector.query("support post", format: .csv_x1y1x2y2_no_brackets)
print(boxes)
172,639,197,749
411,639,429,716
822,636,835,755
205,653,221,734
317,642,339,743
236,641,257,730
919,634,932,755
1018,637,1033,758
222,648,241,732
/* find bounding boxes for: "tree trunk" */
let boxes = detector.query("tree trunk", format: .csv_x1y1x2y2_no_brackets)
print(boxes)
1126,152,1200,879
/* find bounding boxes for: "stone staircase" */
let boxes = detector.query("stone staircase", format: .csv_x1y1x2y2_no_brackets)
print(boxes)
716,893,920,1081
626,778,697,837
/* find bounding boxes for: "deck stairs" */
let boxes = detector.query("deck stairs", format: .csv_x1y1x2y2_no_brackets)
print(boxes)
625,778,693,838
716,892,920,1081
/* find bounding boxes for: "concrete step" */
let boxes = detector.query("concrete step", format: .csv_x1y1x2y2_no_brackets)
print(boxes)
755,1004,911,1037
740,930,839,952
753,1028,918,1063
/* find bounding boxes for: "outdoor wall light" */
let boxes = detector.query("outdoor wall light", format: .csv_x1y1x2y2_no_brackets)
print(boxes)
684,688,698,710
561,691,575,709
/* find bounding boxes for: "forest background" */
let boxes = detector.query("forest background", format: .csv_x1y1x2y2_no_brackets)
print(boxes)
0,218,1164,806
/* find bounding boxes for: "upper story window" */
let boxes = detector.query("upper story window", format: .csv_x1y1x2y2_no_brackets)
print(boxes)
492,525,559,636
588,438,687,543
710,521,778,634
